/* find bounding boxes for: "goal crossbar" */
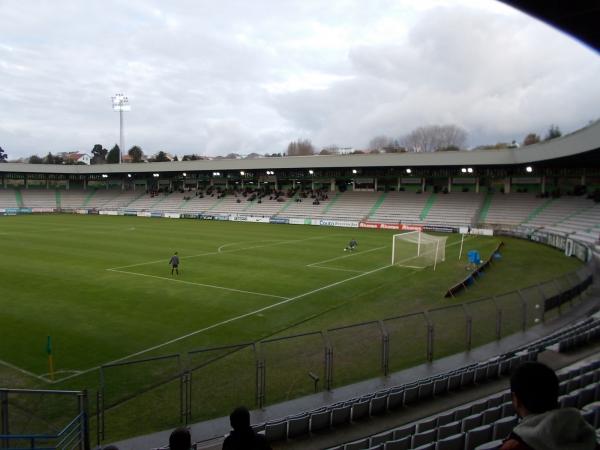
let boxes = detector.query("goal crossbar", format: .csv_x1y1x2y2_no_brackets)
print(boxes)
391,231,447,270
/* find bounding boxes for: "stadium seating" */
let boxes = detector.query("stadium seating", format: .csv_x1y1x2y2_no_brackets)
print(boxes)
3,189,598,247
321,356,600,450
230,315,600,450
0,189,19,208
368,192,430,225
20,189,56,208
420,193,482,228
483,193,546,226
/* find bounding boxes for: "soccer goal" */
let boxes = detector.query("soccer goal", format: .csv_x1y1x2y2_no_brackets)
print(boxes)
391,231,448,270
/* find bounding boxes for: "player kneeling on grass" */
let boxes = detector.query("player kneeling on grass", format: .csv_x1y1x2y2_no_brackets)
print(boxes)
345,239,358,252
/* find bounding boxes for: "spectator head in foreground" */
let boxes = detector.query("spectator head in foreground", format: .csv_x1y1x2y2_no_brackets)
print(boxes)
229,406,251,431
169,427,191,450
223,406,272,450
500,361,598,450
510,360,559,417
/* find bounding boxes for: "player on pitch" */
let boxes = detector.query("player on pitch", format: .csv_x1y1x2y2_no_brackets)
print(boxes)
169,251,180,275
345,238,358,252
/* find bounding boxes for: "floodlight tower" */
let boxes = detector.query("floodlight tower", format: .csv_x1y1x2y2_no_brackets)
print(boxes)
112,93,130,164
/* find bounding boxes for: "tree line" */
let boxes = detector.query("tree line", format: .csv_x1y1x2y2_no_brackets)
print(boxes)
0,122,573,164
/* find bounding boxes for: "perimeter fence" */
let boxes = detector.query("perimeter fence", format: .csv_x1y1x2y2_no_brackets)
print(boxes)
0,388,89,450
93,231,596,444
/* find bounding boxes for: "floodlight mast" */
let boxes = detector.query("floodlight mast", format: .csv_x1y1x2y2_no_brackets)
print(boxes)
112,93,130,164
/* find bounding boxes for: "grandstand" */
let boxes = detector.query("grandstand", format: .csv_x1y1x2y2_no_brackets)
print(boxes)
1,110,599,450
1,125,599,450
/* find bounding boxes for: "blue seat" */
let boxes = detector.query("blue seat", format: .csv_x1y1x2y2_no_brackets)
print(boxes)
264,419,287,442
310,409,331,432
438,420,461,440
383,435,411,450
435,433,465,450
331,405,351,427
287,413,309,438
492,415,517,440
351,399,371,422
465,424,493,450
411,428,437,448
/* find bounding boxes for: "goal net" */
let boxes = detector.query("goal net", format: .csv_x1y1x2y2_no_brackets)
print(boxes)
391,231,448,270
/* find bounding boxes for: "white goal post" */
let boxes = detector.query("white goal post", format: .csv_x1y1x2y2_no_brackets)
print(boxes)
391,231,448,270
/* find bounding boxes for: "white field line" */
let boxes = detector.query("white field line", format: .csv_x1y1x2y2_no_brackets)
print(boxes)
51,234,477,384
109,234,343,270
217,239,283,252
107,269,289,300
306,245,387,267
308,265,367,273
0,358,49,383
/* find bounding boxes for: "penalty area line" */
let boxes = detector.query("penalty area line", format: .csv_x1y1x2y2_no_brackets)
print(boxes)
54,234,479,384
109,234,344,270
106,269,289,300
306,245,387,267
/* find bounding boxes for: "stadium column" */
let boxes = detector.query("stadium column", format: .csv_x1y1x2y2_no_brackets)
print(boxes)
330,178,335,192
421,177,426,192
397,177,401,191
475,177,480,193
541,176,546,194
504,177,511,194
83,177,87,190
447,177,452,193
374,178,378,191
46,176,49,189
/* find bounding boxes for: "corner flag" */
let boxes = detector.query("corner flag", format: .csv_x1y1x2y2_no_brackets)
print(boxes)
46,336,55,381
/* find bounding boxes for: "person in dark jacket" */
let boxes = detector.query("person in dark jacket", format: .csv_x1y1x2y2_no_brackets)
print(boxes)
169,427,191,450
222,406,271,450
500,361,598,450
169,251,180,276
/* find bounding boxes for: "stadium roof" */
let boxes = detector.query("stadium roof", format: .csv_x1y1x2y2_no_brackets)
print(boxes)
1,120,599,175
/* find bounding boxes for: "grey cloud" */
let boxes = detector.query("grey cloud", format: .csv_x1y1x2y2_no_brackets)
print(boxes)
1,1,599,160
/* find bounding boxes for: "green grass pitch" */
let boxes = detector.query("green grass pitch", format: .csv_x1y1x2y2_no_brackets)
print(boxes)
0,214,582,440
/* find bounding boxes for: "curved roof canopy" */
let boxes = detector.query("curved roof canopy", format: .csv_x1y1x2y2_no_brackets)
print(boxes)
1,121,599,175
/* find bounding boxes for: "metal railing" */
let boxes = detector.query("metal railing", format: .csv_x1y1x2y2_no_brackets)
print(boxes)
91,230,596,443
0,389,89,450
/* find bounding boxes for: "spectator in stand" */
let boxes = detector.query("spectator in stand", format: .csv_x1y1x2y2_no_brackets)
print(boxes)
500,361,598,450
222,406,271,450
169,427,191,450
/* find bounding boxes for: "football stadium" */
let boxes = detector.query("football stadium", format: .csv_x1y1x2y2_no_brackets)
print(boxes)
1,2,600,450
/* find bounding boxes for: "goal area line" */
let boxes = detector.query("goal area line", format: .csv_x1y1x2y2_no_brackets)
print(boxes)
25,234,478,384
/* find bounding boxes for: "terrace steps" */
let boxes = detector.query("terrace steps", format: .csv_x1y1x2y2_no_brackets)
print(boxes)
367,192,387,219
419,193,437,220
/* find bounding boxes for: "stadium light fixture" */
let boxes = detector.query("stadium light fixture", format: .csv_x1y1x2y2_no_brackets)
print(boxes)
153,173,159,178
461,168,467,173
467,167,473,173
526,166,533,173
111,93,130,164
240,171,245,176
101,174,108,178
182,172,187,177
212,171,220,176
406,168,412,174
127,173,132,178
308,169,314,175
352,169,357,174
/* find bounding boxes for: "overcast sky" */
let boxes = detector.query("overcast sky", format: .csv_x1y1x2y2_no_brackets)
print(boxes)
1,0,599,159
